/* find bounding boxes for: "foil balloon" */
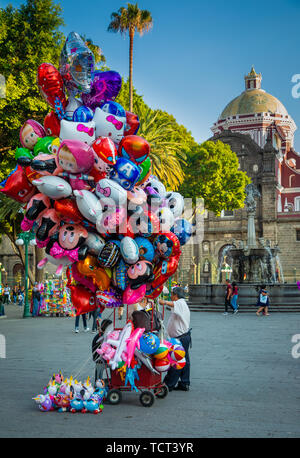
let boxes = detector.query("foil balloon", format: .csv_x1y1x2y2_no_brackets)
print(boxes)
134,236,155,262
73,105,94,122
127,260,154,290
72,263,97,293
112,259,129,291
35,209,61,247
85,232,105,256
97,242,120,268
32,176,72,200
165,192,185,218
92,137,117,166
19,119,46,150
37,63,67,111
76,255,111,290
70,285,97,316
109,157,141,191
21,193,51,231
124,112,140,136
95,178,127,206
156,207,175,233
15,147,34,162
59,32,95,95
44,111,61,137
33,136,55,156
59,119,96,145
152,256,180,290
145,284,164,300
73,189,102,224
118,135,150,165
137,157,152,185
93,102,126,145
123,284,146,305
96,288,122,308
120,237,139,265
82,70,122,111
132,210,160,238
171,219,193,246
30,154,58,176
54,198,83,223
0,165,36,203
153,232,181,259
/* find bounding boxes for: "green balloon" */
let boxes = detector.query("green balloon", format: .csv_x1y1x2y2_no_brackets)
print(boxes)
138,156,151,183
33,136,55,156
15,147,34,160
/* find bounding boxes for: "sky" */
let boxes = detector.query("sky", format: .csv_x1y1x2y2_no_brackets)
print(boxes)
3,0,300,148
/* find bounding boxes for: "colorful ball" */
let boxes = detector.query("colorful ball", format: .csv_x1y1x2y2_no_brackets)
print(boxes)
139,332,160,355
153,344,169,360
174,357,186,370
154,358,170,372
171,344,185,362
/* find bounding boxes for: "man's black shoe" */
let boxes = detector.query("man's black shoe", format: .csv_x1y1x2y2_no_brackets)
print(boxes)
167,386,174,392
174,384,189,391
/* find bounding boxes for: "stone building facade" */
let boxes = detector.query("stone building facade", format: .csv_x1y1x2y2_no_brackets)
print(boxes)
179,68,300,284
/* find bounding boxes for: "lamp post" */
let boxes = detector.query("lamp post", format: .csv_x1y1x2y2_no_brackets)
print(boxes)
16,232,36,318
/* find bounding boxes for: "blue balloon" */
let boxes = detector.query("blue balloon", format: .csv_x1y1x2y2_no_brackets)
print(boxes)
171,219,193,246
139,332,160,355
100,101,126,118
73,105,94,122
134,236,155,262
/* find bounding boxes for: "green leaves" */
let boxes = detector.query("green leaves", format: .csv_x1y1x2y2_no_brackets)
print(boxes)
179,140,251,215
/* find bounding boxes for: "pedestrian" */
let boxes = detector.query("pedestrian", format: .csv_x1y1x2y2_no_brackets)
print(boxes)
159,286,191,392
89,309,101,333
74,313,89,333
230,281,239,314
223,278,234,315
256,286,270,316
32,283,41,317
18,291,24,307
3,284,11,304
12,286,17,304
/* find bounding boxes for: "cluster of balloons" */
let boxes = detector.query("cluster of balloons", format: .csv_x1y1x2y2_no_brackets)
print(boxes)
33,373,106,414
0,31,193,315
96,321,186,391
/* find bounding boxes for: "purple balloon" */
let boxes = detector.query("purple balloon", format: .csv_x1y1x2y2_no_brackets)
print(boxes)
82,71,122,111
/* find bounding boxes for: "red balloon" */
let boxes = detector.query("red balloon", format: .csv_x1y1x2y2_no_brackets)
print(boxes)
146,284,163,299
124,111,140,136
44,111,61,137
54,198,83,223
37,63,67,110
118,135,150,165
70,285,97,316
151,255,180,290
0,165,36,203
91,137,117,165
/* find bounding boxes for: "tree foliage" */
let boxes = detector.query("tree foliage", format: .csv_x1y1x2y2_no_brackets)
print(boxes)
179,140,251,215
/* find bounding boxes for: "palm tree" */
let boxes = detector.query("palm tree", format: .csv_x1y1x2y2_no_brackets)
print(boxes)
108,3,153,112
135,101,187,190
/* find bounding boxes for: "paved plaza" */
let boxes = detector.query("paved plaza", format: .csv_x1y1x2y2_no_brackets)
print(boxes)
0,305,299,438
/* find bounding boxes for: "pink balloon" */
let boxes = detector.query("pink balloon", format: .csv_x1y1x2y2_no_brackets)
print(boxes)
125,327,145,368
122,284,146,305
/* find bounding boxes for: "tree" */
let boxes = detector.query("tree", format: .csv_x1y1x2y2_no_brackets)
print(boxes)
0,0,64,178
179,140,251,215
117,80,197,189
108,3,153,112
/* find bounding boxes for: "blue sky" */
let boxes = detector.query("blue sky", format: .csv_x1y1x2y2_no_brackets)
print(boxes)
3,0,300,148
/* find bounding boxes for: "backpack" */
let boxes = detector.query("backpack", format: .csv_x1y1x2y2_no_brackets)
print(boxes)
132,309,161,332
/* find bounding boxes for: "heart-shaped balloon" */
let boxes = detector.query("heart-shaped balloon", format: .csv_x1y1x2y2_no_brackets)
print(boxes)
96,288,122,308
70,285,97,316
124,111,140,136
37,63,67,110
82,71,122,111
123,284,146,305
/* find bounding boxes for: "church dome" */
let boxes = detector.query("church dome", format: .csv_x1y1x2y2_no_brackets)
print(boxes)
219,67,289,119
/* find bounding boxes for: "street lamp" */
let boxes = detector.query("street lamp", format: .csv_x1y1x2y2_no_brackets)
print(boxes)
16,231,36,318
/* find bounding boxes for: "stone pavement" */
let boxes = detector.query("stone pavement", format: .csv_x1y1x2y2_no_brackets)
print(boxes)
0,305,299,438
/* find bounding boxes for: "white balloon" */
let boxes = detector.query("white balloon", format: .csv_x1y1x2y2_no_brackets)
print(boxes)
32,176,72,200
73,189,102,224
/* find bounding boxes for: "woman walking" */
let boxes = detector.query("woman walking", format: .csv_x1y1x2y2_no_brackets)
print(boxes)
230,282,239,314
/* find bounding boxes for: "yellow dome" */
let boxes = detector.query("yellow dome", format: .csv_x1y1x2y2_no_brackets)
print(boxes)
219,89,288,119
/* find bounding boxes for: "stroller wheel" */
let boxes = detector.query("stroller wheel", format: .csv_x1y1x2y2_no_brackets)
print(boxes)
107,389,122,405
140,390,155,407
154,384,169,399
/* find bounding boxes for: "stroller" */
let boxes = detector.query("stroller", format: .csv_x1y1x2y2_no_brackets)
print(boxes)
91,305,169,407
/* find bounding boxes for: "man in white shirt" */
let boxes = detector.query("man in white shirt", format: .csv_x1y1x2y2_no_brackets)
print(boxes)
159,287,191,392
